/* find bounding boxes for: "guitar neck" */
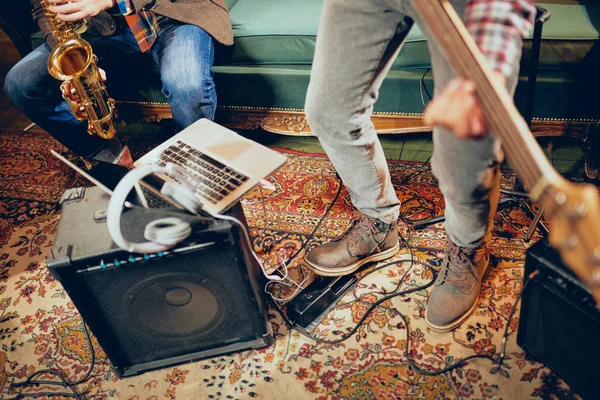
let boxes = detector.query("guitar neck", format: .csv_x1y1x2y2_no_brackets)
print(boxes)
410,0,564,202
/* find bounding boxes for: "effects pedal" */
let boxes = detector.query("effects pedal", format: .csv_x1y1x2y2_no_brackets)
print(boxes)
287,274,357,329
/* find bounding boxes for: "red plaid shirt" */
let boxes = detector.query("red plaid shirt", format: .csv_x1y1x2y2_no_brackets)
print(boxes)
116,0,163,52
465,0,536,77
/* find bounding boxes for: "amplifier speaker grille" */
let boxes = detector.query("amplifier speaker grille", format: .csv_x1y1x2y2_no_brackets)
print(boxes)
47,188,273,377
78,244,264,367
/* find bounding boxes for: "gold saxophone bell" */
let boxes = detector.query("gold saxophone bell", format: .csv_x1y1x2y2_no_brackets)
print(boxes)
42,0,117,139
48,39,117,139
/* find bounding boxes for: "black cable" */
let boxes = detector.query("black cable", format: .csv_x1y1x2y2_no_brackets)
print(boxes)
260,154,532,380
399,156,432,185
8,320,95,400
419,68,433,109
273,231,535,377
267,164,535,377
283,174,345,264
263,175,344,297
267,157,430,304
266,155,429,297
272,211,428,346
9,392,79,399
398,195,438,221
273,254,435,345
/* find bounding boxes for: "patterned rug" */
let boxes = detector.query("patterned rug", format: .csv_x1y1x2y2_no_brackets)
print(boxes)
0,129,581,399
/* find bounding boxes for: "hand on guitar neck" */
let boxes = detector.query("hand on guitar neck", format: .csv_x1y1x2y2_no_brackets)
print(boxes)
424,72,505,139
411,0,600,305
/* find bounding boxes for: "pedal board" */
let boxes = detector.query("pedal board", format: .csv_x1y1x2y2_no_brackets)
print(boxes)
287,274,357,329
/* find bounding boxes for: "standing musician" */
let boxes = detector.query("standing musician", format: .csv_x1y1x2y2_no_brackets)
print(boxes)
303,0,535,331
4,0,233,167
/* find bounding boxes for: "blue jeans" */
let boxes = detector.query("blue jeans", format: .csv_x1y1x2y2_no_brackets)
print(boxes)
4,19,216,162
305,0,521,248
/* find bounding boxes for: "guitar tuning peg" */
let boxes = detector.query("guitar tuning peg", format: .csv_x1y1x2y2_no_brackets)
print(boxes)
555,191,567,206
594,247,600,263
559,235,579,250
574,202,587,217
594,267,600,285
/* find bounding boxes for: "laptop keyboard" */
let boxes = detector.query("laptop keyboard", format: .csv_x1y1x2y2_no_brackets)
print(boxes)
139,185,172,209
155,140,250,205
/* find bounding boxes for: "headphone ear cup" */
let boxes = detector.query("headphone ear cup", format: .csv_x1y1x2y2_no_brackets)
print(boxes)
144,217,192,246
161,182,202,214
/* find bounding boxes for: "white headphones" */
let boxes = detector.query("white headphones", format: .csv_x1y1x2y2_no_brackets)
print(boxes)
106,163,289,286
107,163,201,254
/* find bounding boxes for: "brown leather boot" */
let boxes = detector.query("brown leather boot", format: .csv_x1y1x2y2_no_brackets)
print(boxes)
425,238,491,332
303,213,399,277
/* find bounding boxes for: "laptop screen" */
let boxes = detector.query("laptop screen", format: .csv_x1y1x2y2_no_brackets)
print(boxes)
50,150,129,193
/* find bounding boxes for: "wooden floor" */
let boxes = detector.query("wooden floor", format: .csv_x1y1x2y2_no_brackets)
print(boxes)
0,29,587,176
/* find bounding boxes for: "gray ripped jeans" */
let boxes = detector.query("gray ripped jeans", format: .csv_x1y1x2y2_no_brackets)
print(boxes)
305,0,521,248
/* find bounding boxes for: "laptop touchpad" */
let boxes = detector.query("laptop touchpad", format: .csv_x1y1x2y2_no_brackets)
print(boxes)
207,137,253,161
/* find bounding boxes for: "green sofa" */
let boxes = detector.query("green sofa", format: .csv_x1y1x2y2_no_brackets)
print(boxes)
26,0,600,176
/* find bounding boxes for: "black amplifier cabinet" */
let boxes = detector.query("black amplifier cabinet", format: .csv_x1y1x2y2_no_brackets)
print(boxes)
518,238,600,400
47,187,273,377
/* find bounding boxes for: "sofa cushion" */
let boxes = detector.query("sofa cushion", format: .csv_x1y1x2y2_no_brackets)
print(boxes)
29,0,600,120
226,0,321,66
226,0,427,67
215,0,600,119
31,0,600,71
227,0,600,72
398,1,600,72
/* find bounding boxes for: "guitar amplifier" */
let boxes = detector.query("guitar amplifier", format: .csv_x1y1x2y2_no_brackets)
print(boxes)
518,238,600,400
47,186,273,377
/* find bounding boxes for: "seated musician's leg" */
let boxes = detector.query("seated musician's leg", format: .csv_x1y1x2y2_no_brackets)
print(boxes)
4,44,125,163
153,22,217,130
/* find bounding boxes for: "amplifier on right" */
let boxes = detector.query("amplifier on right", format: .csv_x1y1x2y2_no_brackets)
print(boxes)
518,238,600,400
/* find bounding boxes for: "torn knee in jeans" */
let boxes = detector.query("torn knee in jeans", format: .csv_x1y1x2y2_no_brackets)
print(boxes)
471,158,502,200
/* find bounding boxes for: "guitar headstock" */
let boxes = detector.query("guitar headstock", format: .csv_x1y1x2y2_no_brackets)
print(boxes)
543,181,600,305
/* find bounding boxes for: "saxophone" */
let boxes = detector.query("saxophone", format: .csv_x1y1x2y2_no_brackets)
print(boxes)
41,0,117,139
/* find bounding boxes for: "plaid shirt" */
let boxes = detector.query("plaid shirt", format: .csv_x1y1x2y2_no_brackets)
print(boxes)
112,0,535,71
116,0,163,52
466,0,536,78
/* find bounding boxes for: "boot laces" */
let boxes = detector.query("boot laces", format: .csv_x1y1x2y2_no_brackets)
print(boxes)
439,243,480,287
346,214,382,247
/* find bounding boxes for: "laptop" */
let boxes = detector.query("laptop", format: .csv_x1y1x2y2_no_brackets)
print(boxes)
51,150,176,209
134,118,287,215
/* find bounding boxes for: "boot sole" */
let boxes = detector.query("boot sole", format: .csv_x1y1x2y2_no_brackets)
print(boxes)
303,241,400,277
424,295,480,333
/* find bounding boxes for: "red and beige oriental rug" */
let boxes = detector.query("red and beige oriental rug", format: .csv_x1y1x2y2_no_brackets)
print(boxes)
0,129,581,399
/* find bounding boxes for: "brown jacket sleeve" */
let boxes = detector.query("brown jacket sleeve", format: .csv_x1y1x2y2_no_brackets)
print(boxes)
129,0,155,13
31,0,59,48
129,0,234,46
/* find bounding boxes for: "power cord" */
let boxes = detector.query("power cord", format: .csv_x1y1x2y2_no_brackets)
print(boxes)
8,155,526,396
8,320,96,400
263,177,345,301
273,214,536,376
264,158,431,307
259,158,535,378
420,68,433,109
255,156,431,302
